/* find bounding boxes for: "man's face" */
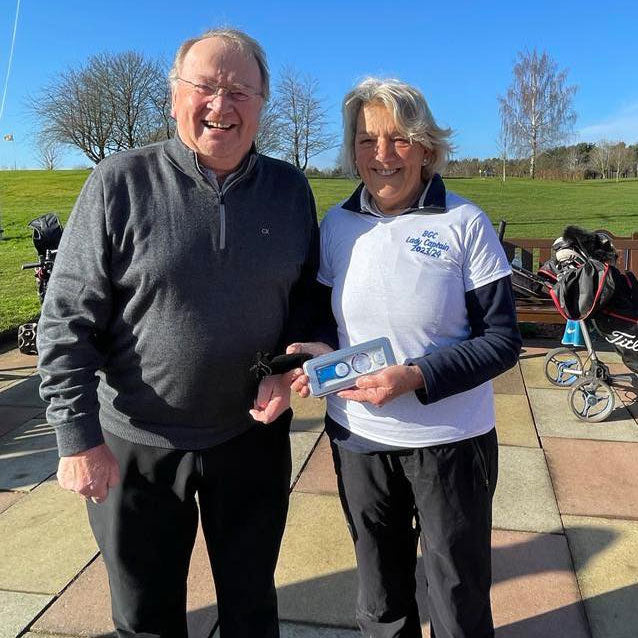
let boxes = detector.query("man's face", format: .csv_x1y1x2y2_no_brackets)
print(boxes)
171,37,264,174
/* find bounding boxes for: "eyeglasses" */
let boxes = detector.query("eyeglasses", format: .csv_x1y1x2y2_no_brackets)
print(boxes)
176,77,262,102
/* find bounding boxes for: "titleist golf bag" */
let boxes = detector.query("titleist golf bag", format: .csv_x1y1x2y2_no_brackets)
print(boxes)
541,226,638,373
17,213,63,355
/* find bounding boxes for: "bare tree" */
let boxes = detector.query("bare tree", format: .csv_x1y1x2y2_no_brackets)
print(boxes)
609,142,632,181
274,67,336,171
254,99,282,155
35,133,61,170
495,114,512,182
499,49,577,179
591,140,612,179
29,51,173,164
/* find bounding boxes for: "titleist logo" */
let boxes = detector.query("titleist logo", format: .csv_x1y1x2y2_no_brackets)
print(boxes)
605,330,638,351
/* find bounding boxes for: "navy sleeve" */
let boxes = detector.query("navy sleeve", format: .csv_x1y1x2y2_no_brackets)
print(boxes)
308,282,339,350
407,275,521,405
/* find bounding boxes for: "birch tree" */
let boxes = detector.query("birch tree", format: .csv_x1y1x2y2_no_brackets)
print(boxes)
592,140,612,179
499,49,577,179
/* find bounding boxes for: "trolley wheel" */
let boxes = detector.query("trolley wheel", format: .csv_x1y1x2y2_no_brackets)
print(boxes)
568,378,615,422
544,347,584,386
17,322,38,356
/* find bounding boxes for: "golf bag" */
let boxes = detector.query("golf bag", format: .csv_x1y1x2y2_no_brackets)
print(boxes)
17,213,63,355
497,220,552,302
543,226,638,373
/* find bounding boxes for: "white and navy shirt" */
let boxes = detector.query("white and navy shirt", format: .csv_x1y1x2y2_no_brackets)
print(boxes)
318,175,517,449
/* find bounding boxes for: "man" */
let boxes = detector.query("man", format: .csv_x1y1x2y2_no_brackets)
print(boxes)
38,28,318,638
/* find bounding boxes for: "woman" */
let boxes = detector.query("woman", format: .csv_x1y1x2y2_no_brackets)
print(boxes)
289,78,521,638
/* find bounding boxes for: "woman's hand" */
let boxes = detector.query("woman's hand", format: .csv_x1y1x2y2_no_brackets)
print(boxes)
337,364,424,407
286,342,334,398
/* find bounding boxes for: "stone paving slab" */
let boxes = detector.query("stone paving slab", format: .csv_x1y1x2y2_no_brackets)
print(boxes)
519,354,568,390
34,523,217,637
563,515,638,638
0,590,54,638
494,395,539,448
520,341,558,356
611,377,638,422
492,364,526,395
0,417,58,491
275,493,589,635
0,480,98,594
291,395,325,432
275,492,358,627
293,434,337,495
0,375,46,408
0,489,24,514
491,529,590,637
493,445,562,534
0,376,23,391
0,348,38,377
214,622,361,637
0,405,46,438
543,437,638,518
528,387,638,441
291,431,321,487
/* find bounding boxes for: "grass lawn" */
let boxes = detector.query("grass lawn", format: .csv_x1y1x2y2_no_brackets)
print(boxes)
1,170,638,334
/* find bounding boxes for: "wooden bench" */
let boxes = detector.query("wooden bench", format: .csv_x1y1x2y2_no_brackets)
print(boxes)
502,230,638,324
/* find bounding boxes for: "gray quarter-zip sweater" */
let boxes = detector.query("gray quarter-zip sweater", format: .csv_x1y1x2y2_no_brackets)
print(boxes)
37,136,319,456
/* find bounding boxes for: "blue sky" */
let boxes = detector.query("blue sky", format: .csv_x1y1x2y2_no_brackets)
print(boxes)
0,0,636,169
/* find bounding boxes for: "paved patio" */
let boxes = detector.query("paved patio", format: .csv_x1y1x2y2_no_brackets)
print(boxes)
1,340,637,637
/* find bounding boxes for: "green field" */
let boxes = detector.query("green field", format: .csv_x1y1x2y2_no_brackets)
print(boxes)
1,170,638,334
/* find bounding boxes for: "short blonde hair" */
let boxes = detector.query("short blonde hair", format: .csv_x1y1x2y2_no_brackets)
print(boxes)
169,27,270,101
342,77,452,179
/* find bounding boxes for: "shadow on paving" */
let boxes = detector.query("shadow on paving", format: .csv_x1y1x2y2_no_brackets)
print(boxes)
74,525,625,638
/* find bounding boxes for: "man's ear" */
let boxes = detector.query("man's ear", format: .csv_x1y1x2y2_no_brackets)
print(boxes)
170,88,177,119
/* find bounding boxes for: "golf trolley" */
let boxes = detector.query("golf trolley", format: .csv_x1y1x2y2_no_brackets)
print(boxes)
17,213,63,355
541,226,638,423
543,320,636,422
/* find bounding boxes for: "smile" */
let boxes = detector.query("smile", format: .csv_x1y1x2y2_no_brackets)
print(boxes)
374,168,400,176
202,121,234,130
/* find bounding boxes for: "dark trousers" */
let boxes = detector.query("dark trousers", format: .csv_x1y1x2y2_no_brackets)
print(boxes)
331,427,498,638
87,411,293,638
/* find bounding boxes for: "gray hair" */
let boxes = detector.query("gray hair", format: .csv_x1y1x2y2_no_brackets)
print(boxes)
169,27,270,101
342,77,452,179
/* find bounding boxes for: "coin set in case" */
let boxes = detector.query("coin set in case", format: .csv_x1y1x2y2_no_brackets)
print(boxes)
303,337,396,397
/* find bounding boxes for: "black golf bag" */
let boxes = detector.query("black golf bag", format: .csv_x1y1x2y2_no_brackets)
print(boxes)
497,220,552,302
17,213,63,355
543,225,638,373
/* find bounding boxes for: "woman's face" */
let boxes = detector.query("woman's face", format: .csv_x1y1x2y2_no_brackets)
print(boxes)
354,102,428,214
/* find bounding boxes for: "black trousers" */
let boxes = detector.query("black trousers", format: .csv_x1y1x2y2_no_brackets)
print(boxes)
87,411,293,638
331,427,498,638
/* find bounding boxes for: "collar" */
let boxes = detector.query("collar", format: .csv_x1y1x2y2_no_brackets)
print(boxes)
163,134,258,186
342,173,447,216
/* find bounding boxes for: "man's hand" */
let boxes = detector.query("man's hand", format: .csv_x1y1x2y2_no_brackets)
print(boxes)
286,342,334,398
337,364,424,407
250,372,295,424
57,443,120,504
